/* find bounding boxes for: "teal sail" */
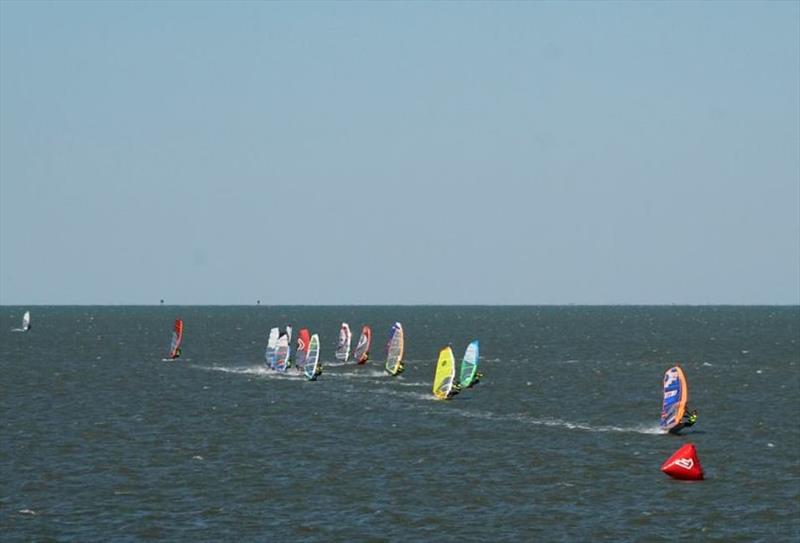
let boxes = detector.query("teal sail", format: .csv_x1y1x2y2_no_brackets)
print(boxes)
459,340,480,388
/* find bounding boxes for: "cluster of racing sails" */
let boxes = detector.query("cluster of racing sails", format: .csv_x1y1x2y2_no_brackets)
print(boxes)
262,322,404,382
165,318,482,399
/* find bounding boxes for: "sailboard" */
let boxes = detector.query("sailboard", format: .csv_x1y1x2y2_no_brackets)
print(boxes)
295,328,310,369
335,322,352,362
304,333,321,381
459,340,480,388
433,346,457,399
168,319,184,359
385,322,404,375
274,334,290,372
12,310,31,332
660,366,688,432
265,327,279,368
353,325,372,364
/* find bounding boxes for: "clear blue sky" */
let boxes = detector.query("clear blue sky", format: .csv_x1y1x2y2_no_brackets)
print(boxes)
1,1,798,305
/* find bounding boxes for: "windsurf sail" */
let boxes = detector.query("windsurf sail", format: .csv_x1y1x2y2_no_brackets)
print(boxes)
459,340,480,388
385,322,404,375
274,334,290,372
660,366,688,431
304,333,321,380
265,327,279,368
354,325,372,364
335,322,352,362
168,319,184,359
21,310,31,332
280,328,293,367
433,346,457,399
295,328,310,369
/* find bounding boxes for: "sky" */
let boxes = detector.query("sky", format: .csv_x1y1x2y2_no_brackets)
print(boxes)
1,1,798,305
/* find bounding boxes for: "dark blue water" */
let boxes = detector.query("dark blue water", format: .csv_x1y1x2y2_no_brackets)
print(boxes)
2,306,798,541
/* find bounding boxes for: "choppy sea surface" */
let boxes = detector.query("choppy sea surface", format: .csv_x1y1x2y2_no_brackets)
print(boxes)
1,306,798,541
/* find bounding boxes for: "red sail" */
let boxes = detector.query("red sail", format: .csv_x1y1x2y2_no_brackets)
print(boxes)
354,325,372,364
295,328,311,368
661,443,704,480
169,319,184,359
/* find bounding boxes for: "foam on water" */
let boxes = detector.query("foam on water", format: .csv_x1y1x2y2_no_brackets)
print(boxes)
201,364,305,380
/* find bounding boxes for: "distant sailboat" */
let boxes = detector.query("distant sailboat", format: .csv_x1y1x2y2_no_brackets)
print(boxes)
353,325,372,364
385,322,404,376
12,310,31,332
459,340,481,388
433,346,457,400
168,319,184,359
335,323,352,362
304,333,322,381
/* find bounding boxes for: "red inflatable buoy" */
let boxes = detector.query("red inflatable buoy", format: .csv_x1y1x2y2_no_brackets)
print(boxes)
661,443,704,480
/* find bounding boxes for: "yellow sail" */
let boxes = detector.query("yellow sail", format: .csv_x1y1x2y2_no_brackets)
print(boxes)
433,346,456,399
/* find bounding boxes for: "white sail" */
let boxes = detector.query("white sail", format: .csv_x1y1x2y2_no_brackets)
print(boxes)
265,327,279,368
385,322,404,375
335,323,352,362
305,333,321,380
21,311,31,332
274,334,290,372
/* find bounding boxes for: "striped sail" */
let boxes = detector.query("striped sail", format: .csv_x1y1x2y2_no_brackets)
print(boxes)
295,328,310,369
459,340,480,387
433,346,456,399
274,334,290,372
660,366,688,430
335,323,352,362
385,322,404,375
304,333,321,381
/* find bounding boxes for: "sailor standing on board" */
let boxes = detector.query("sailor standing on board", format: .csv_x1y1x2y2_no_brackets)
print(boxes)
669,409,699,434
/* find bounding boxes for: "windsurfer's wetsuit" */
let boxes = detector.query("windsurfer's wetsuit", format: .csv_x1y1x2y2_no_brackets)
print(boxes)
469,372,484,388
669,410,698,434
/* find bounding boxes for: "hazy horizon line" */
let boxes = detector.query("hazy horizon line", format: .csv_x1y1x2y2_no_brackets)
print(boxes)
2,303,799,308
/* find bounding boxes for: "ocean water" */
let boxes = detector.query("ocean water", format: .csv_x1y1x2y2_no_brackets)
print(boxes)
1,306,798,542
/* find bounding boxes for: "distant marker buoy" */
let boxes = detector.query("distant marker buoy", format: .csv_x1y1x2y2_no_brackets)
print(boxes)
160,299,164,305
661,443,704,480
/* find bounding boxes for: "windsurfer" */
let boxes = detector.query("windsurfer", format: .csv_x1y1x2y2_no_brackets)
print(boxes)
172,348,181,359
669,409,698,434
470,371,484,387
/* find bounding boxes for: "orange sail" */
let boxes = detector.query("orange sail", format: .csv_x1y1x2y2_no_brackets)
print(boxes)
169,319,184,359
